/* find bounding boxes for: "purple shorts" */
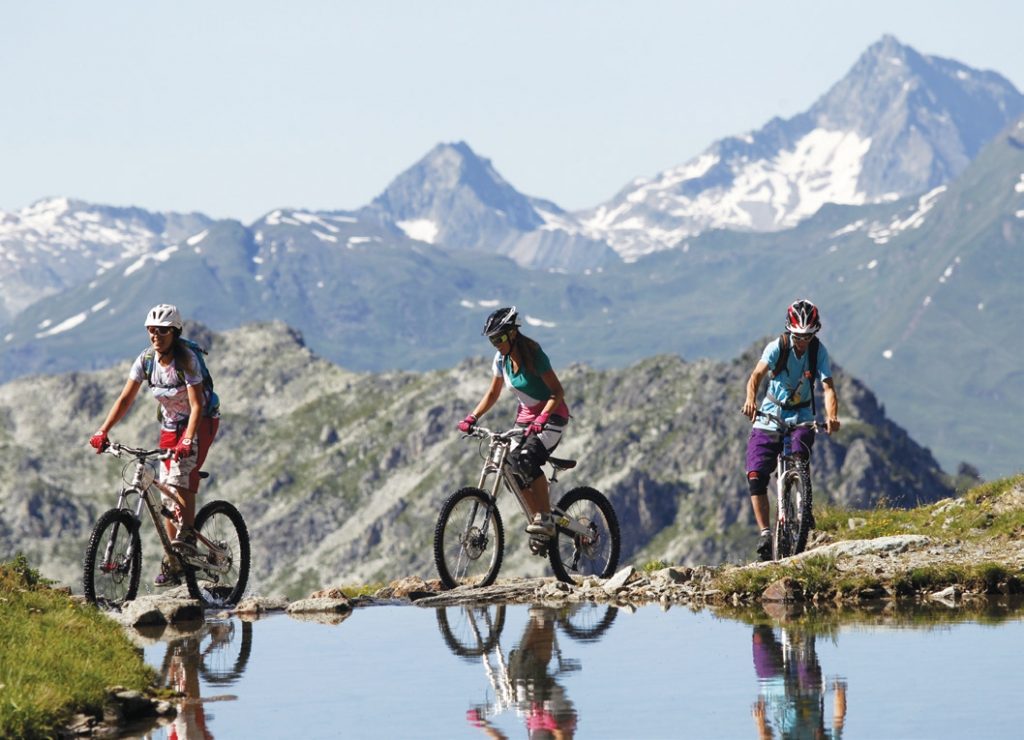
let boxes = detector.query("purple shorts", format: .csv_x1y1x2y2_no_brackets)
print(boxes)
745,426,816,479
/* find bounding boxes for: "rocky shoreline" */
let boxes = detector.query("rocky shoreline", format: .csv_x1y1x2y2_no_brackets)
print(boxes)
94,533,1024,635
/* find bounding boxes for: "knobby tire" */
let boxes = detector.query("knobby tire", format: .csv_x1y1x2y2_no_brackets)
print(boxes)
548,486,621,584
185,500,250,607
83,508,142,609
774,470,812,560
434,487,504,589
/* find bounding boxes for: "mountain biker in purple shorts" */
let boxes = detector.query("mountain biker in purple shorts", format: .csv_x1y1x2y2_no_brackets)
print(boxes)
741,299,841,562
457,306,570,543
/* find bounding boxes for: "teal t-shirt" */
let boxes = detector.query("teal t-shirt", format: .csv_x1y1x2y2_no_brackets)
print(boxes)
491,347,570,421
753,337,832,431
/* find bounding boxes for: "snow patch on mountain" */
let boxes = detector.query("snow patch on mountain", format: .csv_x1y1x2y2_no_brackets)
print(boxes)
35,311,88,338
581,128,873,260
396,218,438,244
524,315,556,328
123,245,178,276
866,186,947,244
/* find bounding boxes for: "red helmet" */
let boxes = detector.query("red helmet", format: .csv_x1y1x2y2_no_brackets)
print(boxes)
786,299,821,335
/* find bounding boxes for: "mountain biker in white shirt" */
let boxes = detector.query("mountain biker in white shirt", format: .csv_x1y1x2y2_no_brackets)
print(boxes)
89,304,220,586
458,306,570,543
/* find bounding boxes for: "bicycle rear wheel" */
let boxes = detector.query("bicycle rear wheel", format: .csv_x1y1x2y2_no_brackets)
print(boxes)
83,508,142,609
199,620,254,685
558,603,619,642
548,486,621,584
185,500,250,607
434,487,504,589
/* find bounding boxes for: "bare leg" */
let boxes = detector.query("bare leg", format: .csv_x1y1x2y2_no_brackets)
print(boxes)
163,485,196,541
521,475,551,519
751,494,770,531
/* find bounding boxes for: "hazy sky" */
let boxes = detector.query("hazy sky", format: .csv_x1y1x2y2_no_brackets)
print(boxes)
3,1,1022,223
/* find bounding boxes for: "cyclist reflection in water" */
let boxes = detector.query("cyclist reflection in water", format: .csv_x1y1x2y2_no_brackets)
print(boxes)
161,632,215,740
468,607,578,740
751,623,847,739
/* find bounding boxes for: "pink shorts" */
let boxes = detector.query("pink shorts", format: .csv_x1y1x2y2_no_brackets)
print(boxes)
160,417,219,491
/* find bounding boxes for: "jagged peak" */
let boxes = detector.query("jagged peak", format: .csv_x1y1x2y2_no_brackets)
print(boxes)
372,140,543,231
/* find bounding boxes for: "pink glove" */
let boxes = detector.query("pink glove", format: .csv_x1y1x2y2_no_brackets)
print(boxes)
457,414,477,433
89,430,109,454
172,437,194,461
525,412,550,437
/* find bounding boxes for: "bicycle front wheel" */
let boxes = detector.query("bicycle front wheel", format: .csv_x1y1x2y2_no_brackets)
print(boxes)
185,500,250,607
83,508,142,609
774,470,811,559
436,605,507,660
549,486,621,584
434,487,504,589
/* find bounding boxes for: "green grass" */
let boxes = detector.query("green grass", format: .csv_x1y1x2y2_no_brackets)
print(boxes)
711,553,1024,602
815,473,1024,542
0,555,156,738
641,559,672,573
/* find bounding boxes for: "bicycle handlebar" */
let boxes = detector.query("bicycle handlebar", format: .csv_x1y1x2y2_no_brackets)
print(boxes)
105,442,174,461
462,426,526,442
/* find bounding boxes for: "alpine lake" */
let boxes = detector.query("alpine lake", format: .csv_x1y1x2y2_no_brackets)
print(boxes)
120,597,1022,739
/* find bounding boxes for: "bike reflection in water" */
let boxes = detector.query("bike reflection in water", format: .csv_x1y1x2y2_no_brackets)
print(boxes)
751,617,847,740
156,619,253,739
437,603,618,740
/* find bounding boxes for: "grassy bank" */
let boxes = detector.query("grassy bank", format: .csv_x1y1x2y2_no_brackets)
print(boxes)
711,474,1024,601
0,555,155,738
815,473,1024,542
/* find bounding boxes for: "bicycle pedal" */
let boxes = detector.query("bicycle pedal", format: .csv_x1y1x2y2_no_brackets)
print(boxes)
528,537,549,556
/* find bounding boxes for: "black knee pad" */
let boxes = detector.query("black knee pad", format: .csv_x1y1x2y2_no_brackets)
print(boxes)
747,471,768,497
516,436,550,481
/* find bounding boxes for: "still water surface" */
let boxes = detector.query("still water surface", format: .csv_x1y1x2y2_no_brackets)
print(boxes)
134,601,1022,739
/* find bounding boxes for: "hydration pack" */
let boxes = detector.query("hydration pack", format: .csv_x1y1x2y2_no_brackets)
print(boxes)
770,333,819,416
142,338,220,418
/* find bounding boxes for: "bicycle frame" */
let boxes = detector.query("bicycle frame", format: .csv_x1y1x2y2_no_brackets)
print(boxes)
107,445,231,577
470,427,597,543
774,436,811,528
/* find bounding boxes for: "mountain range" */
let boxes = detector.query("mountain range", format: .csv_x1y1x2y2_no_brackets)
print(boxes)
0,36,1022,479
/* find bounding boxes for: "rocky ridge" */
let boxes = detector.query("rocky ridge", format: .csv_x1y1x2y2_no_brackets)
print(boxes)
0,322,955,597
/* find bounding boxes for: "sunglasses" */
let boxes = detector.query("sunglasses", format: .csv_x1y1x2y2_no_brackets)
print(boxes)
790,332,814,342
489,332,511,346
148,326,174,336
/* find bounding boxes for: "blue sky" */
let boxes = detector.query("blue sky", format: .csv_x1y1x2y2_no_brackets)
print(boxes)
3,1,1022,223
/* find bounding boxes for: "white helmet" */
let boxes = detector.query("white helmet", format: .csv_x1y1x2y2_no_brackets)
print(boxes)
145,304,183,331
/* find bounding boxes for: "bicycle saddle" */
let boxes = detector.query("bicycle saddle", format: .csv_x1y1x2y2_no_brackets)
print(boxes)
548,456,576,470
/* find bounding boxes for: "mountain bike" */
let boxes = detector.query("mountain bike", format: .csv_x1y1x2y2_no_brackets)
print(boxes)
83,442,250,609
438,604,616,734
754,410,820,559
434,426,620,588
436,602,619,662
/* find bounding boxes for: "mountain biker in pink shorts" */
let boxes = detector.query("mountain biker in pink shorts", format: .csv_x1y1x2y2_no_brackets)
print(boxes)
741,299,840,562
458,306,570,542
89,304,220,586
